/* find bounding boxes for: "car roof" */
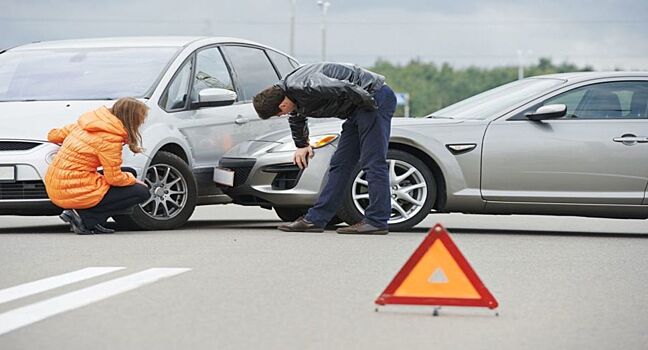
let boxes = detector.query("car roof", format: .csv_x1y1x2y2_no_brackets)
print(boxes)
533,71,648,82
9,36,280,51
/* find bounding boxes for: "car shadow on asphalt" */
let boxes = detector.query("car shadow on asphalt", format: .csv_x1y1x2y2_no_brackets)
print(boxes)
1,220,647,237
0,219,285,234
160,221,648,237
0,224,71,234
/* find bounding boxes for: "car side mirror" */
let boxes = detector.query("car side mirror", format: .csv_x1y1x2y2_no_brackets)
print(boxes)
193,88,237,108
525,104,567,121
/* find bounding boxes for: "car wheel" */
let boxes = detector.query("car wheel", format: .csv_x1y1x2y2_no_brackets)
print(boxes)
337,149,437,232
114,151,197,230
274,206,343,226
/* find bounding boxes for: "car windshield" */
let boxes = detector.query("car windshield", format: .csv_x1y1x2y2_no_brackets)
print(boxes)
0,47,179,101
427,77,566,120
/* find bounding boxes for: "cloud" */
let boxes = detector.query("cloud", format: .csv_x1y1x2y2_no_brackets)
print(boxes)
1,0,646,69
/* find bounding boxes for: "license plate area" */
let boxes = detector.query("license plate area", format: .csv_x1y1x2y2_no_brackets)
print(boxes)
213,167,235,187
0,165,16,183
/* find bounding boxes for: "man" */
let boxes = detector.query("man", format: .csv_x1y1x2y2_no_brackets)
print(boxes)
253,62,396,234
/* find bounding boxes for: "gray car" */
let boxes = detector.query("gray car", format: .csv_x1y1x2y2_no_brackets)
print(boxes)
215,72,648,231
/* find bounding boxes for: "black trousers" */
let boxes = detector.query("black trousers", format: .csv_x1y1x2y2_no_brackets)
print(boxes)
77,168,150,228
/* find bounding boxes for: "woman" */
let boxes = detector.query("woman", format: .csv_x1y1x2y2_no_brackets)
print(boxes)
45,97,151,235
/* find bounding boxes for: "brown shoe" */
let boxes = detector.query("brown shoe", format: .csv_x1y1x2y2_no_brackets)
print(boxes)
278,217,324,232
336,221,389,235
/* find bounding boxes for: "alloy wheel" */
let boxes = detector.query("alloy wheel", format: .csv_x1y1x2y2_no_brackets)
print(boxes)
141,164,188,220
351,159,428,224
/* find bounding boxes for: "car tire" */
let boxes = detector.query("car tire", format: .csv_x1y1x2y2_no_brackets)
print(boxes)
274,206,343,226
114,151,197,231
337,149,437,232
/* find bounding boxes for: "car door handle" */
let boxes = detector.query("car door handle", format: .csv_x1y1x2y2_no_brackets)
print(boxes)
613,135,648,143
234,116,249,125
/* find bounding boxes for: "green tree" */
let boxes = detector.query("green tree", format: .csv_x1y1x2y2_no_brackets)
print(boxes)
369,58,593,117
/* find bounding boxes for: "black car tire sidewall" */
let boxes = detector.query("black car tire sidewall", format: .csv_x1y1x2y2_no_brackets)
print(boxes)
274,207,308,222
114,151,197,231
337,149,437,232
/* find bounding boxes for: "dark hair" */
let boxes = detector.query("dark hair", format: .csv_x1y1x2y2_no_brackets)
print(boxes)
253,85,285,119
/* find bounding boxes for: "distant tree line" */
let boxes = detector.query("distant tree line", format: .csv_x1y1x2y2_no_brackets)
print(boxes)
369,58,594,117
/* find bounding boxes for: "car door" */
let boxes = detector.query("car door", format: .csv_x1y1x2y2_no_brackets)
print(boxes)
481,80,648,205
220,45,291,140
165,46,254,169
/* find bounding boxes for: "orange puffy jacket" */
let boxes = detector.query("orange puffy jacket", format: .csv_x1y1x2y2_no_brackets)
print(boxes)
45,106,136,209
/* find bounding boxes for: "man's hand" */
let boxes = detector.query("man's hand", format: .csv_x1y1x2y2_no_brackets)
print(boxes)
136,179,148,187
293,146,314,169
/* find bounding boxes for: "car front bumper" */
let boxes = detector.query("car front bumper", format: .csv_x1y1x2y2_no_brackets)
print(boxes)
217,141,336,208
0,139,61,215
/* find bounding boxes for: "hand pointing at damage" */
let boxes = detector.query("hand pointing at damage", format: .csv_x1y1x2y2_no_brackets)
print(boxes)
293,146,314,169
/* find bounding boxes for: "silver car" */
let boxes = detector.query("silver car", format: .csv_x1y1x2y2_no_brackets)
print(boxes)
0,36,298,230
217,72,648,231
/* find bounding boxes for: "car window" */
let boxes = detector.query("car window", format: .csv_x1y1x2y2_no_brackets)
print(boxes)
428,78,565,120
160,58,192,111
0,47,178,101
191,47,234,103
529,82,648,120
266,50,296,78
221,46,281,101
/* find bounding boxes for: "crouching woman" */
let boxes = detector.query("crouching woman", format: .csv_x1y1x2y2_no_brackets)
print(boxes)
45,97,151,234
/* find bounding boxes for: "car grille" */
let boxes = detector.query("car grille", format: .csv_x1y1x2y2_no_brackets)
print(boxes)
0,180,49,200
0,141,41,151
262,164,303,190
218,158,256,186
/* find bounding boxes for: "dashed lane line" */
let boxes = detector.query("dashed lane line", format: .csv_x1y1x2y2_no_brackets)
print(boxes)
0,267,191,336
0,267,125,305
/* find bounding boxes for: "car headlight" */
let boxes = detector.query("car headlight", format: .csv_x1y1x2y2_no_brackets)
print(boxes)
310,134,338,148
270,134,339,152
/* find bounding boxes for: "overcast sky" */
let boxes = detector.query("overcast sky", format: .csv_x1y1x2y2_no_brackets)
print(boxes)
2,0,647,70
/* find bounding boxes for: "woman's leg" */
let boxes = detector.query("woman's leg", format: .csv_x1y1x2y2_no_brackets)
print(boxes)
77,184,150,229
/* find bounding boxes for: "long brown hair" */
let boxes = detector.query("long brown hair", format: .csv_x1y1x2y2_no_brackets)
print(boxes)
109,97,148,153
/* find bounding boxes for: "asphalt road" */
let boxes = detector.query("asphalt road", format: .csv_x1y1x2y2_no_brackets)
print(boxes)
1,206,647,350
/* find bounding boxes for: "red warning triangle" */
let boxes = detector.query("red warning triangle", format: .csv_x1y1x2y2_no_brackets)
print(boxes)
375,223,498,309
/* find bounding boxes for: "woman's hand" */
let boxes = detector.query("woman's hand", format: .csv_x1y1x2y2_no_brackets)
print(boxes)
136,179,148,187
293,146,314,169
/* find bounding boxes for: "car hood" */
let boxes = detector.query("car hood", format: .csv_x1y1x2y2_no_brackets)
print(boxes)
0,100,125,141
253,117,463,143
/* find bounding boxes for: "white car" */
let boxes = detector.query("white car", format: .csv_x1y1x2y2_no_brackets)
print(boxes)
0,36,298,230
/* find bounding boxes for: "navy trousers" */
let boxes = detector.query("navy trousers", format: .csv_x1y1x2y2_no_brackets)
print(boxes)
305,85,397,228
77,168,150,228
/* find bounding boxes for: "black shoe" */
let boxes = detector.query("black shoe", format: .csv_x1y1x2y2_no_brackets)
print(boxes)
59,210,75,232
59,209,93,235
278,217,324,232
93,224,115,234
336,221,389,235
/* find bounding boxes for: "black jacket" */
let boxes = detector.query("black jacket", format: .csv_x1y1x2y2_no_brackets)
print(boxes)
278,63,385,148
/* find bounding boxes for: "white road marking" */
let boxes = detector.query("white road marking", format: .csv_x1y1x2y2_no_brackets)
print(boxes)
0,267,191,336
0,267,125,305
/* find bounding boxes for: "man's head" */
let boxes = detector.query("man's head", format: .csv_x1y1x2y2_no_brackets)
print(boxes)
253,85,296,119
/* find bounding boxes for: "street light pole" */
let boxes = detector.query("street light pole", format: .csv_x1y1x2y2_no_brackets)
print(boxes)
289,0,296,56
317,1,330,61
